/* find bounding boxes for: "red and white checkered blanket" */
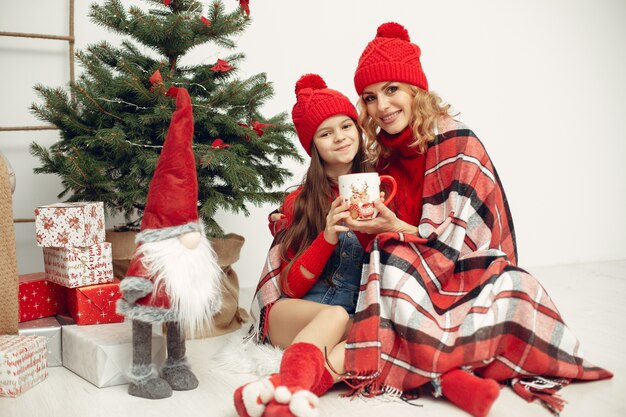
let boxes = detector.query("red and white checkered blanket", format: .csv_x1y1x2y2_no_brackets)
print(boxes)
343,122,612,412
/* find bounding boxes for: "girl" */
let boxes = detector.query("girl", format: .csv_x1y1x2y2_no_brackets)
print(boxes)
341,22,612,417
234,74,374,417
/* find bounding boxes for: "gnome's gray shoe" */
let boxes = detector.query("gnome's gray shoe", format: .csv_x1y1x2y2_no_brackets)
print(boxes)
162,364,199,391
128,377,173,399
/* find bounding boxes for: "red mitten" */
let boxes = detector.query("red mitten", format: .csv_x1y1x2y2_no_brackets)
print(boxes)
440,369,500,417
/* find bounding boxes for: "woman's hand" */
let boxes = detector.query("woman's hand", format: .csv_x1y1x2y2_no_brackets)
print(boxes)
269,212,285,222
345,199,418,235
324,196,350,244
268,209,287,236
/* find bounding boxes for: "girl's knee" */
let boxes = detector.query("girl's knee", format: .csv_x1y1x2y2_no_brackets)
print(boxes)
319,305,350,326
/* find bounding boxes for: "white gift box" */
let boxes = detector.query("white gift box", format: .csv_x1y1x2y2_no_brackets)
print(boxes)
43,242,114,288
35,202,106,248
62,322,165,388
0,335,48,397
18,316,62,367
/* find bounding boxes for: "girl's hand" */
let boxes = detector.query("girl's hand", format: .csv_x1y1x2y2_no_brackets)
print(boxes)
345,199,418,235
324,196,350,244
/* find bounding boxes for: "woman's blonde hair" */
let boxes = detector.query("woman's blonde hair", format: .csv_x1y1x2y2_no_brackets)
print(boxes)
357,84,455,164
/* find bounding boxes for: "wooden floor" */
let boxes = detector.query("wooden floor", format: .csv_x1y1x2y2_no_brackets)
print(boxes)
2,260,624,417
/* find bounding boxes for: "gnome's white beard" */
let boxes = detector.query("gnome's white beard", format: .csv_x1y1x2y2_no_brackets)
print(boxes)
138,234,223,338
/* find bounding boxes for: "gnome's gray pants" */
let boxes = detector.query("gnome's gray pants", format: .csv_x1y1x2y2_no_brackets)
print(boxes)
128,320,172,399
161,321,199,390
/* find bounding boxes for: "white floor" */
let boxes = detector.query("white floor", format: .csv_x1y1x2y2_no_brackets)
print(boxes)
1,260,624,417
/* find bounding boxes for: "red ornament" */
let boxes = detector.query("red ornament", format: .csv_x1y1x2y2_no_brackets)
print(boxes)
149,69,165,93
211,138,230,149
201,16,211,27
210,59,233,72
164,0,171,6
149,69,163,85
239,0,250,17
166,86,179,97
251,121,274,137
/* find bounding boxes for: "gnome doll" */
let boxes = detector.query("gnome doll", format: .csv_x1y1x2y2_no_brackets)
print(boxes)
117,87,223,399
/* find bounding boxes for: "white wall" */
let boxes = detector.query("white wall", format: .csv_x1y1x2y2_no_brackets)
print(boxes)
1,0,625,289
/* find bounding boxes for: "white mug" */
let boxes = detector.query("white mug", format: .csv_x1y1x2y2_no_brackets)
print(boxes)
338,173,397,220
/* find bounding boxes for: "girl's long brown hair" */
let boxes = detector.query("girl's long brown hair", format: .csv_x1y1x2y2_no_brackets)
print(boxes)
277,129,373,290
358,85,455,164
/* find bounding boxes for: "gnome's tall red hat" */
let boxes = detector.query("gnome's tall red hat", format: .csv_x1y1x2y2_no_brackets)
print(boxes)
136,87,201,244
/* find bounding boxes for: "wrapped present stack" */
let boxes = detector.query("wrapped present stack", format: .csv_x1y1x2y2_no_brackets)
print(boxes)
34,202,122,326
8,201,167,393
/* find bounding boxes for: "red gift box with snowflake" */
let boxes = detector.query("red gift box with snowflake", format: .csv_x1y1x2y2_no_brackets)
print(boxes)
18,273,67,323
43,242,114,288
66,279,124,325
35,202,106,248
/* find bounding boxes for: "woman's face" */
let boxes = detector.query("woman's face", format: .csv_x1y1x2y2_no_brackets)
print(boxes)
361,81,414,135
312,115,360,175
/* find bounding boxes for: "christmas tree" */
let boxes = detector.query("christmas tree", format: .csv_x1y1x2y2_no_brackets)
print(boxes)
30,0,302,236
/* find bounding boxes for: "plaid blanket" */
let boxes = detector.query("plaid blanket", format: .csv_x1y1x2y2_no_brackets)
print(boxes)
344,120,612,412
248,238,283,344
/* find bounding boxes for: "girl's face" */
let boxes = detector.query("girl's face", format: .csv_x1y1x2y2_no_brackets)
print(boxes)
361,81,414,135
313,115,360,176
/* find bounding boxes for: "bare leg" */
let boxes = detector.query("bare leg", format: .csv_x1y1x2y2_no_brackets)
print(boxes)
235,300,348,417
325,341,346,382
269,298,350,352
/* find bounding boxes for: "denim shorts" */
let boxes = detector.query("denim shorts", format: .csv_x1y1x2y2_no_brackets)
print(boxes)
299,230,365,316
301,277,360,316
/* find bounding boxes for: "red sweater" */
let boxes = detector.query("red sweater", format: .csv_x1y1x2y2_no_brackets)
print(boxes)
270,187,337,298
377,127,426,224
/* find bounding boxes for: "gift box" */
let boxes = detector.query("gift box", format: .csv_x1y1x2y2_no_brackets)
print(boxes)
18,317,62,367
43,242,114,288
18,272,67,322
66,279,124,325
62,322,165,388
35,201,106,248
0,335,48,397
55,314,76,326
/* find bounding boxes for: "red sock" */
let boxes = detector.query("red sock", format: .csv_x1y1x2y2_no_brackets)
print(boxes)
440,369,500,417
279,342,326,390
311,368,334,396
262,343,330,417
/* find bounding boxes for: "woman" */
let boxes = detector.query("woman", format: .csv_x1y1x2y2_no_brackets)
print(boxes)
234,74,374,417
341,22,612,416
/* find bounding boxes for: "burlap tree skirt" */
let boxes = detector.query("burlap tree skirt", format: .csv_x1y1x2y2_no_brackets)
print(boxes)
0,154,18,334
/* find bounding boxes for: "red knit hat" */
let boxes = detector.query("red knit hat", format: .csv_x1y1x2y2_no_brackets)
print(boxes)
138,87,201,243
291,74,358,156
353,22,429,94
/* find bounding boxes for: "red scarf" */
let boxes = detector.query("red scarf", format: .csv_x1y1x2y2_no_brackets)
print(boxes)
377,127,426,225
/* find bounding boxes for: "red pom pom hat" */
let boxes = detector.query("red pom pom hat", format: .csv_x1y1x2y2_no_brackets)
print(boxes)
137,87,201,244
291,74,358,156
353,22,429,94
